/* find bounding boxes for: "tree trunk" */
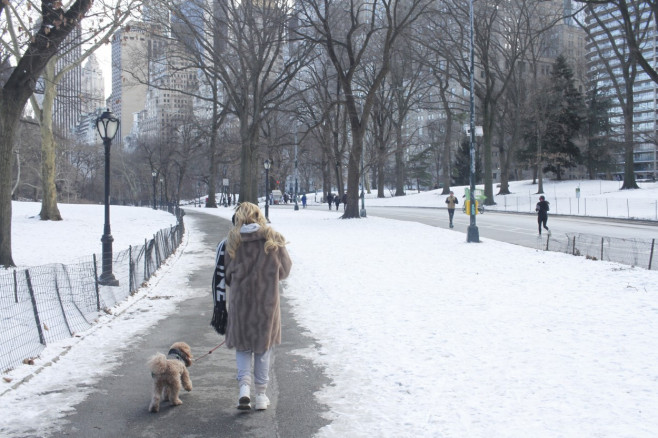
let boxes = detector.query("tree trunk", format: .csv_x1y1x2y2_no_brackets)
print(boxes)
394,125,405,196
441,114,453,195
621,87,639,189
39,59,62,221
0,101,20,266
377,143,386,198
482,100,495,204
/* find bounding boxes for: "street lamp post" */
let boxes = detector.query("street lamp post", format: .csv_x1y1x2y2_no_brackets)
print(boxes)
96,109,120,286
197,181,201,208
151,170,157,210
264,159,271,221
467,0,480,243
159,178,163,210
294,127,299,211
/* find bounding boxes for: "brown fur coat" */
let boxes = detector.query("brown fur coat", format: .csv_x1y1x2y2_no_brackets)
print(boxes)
225,227,292,353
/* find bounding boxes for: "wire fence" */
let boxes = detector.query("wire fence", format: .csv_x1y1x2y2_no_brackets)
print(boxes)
0,206,185,374
491,195,658,220
538,233,656,271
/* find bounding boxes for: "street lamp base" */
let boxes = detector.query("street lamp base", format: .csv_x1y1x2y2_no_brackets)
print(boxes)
98,273,119,286
294,203,299,211
360,209,367,217
467,225,480,243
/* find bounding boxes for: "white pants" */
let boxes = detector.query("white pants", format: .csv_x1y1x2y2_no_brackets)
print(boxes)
236,348,272,389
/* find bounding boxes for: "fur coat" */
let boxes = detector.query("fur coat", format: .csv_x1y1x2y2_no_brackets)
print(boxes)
225,226,292,354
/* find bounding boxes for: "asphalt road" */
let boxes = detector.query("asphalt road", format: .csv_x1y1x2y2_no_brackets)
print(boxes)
54,210,330,438
299,203,657,249
363,206,658,247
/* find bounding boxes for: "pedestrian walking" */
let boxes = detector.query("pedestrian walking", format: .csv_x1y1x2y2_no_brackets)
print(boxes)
301,194,307,208
224,202,292,411
341,193,347,211
327,193,333,210
445,191,459,228
334,194,340,210
535,195,550,235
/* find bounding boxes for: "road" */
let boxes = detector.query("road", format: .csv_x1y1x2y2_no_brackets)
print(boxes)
301,204,657,249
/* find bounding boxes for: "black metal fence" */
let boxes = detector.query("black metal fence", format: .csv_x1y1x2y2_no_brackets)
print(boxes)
0,208,185,374
539,233,656,270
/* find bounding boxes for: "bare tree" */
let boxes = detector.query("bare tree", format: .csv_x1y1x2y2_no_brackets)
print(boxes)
298,0,432,218
574,1,649,189
1,0,95,267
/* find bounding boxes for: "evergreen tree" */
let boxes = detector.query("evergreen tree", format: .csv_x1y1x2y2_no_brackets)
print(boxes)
407,147,434,190
584,83,615,179
543,56,585,180
452,138,482,186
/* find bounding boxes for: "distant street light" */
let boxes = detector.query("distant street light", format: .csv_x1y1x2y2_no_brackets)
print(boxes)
264,159,271,221
151,170,157,210
96,109,120,286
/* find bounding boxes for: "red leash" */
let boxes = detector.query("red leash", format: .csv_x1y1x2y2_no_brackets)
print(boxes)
194,339,226,363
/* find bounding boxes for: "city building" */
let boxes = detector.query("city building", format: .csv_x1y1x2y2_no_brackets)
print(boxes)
80,54,105,115
108,20,167,145
53,25,82,137
585,3,657,180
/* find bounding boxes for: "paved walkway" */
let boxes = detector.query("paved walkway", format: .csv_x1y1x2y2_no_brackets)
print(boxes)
55,209,330,437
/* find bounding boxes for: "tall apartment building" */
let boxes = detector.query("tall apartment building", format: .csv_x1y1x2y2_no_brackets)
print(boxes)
53,25,82,137
80,54,105,114
109,20,167,146
585,3,657,180
136,44,198,141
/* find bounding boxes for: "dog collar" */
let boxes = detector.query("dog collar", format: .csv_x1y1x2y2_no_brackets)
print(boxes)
167,348,188,363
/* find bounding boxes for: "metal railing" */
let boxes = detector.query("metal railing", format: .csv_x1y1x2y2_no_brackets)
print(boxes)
0,208,184,374
538,233,656,271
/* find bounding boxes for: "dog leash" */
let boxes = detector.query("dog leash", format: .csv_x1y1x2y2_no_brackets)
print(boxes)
194,339,226,363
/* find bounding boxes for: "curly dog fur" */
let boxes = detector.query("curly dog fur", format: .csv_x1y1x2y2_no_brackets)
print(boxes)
147,342,193,413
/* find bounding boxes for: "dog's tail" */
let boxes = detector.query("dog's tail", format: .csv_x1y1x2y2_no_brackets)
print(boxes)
147,353,168,375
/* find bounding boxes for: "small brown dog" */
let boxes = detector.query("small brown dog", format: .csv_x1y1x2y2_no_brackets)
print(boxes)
147,342,193,413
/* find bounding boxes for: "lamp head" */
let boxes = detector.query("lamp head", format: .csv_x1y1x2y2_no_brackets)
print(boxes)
264,159,271,170
96,109,120,141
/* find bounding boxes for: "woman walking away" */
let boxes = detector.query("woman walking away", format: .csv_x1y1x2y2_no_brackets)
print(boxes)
535,195,550,235
224,202,292,411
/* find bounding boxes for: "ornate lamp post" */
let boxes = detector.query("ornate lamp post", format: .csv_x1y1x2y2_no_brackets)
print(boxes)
264,159,271,220
96,109,120,286
151,170,157,210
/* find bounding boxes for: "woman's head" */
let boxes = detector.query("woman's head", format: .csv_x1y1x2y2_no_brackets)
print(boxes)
226,202,286,257
233,202,266,228
539,195,545,201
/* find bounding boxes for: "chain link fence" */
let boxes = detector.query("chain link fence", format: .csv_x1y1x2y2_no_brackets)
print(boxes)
0,207,185,374
538,233,656,270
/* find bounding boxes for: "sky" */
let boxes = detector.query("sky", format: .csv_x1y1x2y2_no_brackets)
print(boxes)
1,179,658,437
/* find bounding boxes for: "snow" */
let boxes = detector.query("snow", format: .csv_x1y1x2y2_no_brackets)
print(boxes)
2,180,658,437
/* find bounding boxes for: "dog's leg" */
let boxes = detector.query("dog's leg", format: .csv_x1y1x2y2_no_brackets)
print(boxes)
170,379,183,406
181,368,193,392
149,381,163,413
162,386,169,402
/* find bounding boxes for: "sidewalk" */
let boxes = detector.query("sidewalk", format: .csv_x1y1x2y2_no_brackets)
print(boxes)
23,209,329,437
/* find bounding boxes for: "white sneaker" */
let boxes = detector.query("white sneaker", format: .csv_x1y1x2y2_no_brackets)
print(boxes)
237,385,251,410
255,392,270,410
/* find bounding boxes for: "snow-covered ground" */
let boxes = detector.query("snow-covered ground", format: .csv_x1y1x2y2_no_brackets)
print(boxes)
1,180,658,437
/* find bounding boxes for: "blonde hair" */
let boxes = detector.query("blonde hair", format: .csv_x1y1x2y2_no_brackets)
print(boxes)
226,202,287,258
